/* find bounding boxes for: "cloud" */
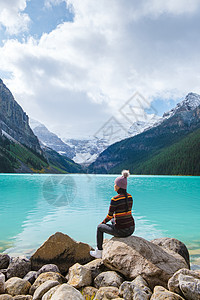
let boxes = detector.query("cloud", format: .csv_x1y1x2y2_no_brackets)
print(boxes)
0,0,200,138
0,0,30,35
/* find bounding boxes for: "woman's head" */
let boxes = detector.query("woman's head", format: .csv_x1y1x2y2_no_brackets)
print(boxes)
114,170,130,191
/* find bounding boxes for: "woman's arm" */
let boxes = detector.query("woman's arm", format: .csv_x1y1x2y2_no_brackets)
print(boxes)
101,197,116,224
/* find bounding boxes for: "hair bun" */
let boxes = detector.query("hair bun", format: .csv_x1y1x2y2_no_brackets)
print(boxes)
121,170,130,178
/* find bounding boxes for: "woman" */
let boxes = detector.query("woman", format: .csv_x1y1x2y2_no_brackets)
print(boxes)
90,170,135,259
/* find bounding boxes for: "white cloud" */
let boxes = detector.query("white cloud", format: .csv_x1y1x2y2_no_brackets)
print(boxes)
0,0,30,35
0,0,200,138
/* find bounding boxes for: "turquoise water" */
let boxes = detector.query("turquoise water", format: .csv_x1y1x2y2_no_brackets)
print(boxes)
0,174,200,267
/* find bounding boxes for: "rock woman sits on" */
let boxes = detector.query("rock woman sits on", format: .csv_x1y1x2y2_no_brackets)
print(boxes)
90,170,135,259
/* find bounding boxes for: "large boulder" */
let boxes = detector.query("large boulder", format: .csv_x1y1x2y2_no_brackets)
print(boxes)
0,254,10,269
6,257,31,279
168,268,200,299
119,275,152,300
103,236,188,289
30,232,92,274
151,237,190,268
94,271,123,289
67,263,92,288
5,277,31,296
151,286,185,299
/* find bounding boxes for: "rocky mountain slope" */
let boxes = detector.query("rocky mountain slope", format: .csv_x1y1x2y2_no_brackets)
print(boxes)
0,79,42,154
88,93,200,175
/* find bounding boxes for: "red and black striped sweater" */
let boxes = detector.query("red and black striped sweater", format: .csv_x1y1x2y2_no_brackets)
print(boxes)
102,193,135,229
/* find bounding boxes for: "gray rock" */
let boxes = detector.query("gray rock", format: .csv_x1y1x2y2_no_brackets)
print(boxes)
0,295,13,300
7,257,31,279
151,285,185,299
36,265,60,277
119,276,152,300
29,272,65,295
32,280,60,300
23,271,37,284
5,277,31,296
13,296,33,300
168,268,200,296
103,236,188,289
0,254,10,269
44,283,84,300
41,285,60,300
94,287,119,300
84,259,106,280
151,237,190,268
67,263,92,288
81,286,98,299
94,271,123,289
179,273,200,300
0,272,5,294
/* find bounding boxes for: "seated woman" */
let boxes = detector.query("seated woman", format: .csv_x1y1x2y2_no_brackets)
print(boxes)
90,170,135,259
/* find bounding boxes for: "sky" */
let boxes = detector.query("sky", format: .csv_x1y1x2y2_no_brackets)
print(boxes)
1,0,200,139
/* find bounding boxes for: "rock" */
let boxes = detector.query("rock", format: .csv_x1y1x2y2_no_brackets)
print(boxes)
178,273,200,300
94,271,123,289
0,295,13,300
29,272,65,295
94,287,119,300
32,280,60,300
119,275,152,300
84,259,106,280
0,270,7,278
23,271,37,284
103,236,188,289
41,285,61,300
168,268,200,296
151,286,185,299
31,232,92,274
5,277,31,296
42,283,84,300
151,237,190,268
36,265,60,277
67,263,92,289
13,296,33,300
7,257,31,279
81,286,98,299
0,272,5,294
0,254,10,269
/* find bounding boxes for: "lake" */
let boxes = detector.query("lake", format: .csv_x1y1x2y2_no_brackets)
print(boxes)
0,174,199,268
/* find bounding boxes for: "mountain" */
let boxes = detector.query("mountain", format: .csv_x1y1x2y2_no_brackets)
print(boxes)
0,79,84,173
88,93,200,175
30,119,75,159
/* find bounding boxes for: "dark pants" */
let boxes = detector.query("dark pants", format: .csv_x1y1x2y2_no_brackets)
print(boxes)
97,220,135,250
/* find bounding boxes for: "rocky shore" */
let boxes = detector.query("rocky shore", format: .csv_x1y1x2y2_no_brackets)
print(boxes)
0,232,200,300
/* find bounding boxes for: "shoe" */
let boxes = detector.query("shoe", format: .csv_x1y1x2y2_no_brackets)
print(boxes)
90,247,103,259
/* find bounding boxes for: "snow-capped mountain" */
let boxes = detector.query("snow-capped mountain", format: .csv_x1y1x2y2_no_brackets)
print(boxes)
29,119,75,159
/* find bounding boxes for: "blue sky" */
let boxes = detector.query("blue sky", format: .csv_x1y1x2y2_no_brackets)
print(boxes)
0,0,199,138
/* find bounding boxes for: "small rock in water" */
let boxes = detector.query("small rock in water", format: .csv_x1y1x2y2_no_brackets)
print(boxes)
5,277,31,296
7,257,31,279
0,254,10,269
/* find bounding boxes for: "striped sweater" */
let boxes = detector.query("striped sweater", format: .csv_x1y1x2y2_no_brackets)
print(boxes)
102,193,134,229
